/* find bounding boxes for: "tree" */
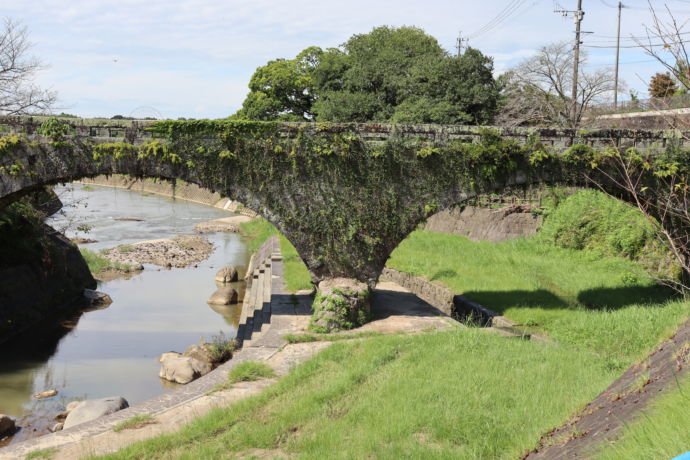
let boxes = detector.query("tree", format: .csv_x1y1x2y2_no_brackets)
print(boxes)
234,46,323,121
0,18,55,115
235,26,500,125
648,72,678,98
497,42,617,127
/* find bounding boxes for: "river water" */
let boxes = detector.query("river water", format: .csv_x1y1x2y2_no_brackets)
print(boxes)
0,184,250,443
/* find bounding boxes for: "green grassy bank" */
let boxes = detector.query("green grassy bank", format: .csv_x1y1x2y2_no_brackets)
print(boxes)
96,329,617,460
240,218,312,292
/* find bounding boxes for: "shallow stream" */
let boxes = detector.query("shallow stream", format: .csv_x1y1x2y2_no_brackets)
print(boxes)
0,184,249,443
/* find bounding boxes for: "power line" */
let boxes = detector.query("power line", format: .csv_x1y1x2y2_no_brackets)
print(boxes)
467,0,538,40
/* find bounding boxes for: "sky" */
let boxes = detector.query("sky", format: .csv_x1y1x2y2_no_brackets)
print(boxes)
4,0,690,119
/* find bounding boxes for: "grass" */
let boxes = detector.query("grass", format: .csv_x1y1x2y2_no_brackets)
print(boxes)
200,331,236,363
213,361,277,392
228,361,276,383
113,414,157,433
283,331,383,343
240,218,312,292
25,447,59,459
79,248,136,274
94,329,617,460
388,230,689,370
596,374,690,460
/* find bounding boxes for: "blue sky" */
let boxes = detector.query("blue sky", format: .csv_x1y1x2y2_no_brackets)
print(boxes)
5,0,690,119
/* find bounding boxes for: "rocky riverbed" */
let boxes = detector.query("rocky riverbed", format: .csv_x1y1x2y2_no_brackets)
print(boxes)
103,235,214,268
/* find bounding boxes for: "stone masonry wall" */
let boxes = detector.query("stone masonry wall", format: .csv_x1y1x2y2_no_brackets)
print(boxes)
380,268,454,316
424,205,542,242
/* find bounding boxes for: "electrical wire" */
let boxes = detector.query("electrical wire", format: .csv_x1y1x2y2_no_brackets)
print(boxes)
467,0,539,40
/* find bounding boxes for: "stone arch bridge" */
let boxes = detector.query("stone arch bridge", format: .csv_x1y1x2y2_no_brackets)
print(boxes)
0,116,684,329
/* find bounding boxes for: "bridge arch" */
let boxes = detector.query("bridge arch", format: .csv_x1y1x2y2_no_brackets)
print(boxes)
1,117,685,329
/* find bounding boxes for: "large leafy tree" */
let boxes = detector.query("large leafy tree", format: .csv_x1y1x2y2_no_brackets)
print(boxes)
234,26,499,124
234,46,323,121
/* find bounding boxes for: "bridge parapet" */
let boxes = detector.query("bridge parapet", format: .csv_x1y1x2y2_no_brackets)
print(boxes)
1,116,688,153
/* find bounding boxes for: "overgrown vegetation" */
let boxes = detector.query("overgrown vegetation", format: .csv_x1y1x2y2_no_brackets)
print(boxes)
201,331,236,363
538,190,680,279
94,330,618,460
597,374,690,459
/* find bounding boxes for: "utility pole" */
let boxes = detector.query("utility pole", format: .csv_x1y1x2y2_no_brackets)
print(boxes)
613,2,627,108
456,31,468,57
554,1,585,124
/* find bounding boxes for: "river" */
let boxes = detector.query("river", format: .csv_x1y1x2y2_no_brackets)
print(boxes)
0,184,250,444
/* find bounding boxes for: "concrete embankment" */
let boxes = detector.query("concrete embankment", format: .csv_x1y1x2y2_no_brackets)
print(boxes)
76,175,257,217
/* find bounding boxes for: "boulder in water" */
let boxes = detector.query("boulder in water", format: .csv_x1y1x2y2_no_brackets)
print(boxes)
63,396,129,429
215,266,239,283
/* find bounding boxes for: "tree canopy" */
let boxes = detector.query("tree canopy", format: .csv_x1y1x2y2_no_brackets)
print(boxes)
233,26,499,125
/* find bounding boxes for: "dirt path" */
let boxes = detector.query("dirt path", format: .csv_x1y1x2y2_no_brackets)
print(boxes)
525,318,690,459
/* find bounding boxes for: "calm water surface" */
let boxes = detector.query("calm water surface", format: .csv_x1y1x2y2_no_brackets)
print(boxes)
0,184,249,443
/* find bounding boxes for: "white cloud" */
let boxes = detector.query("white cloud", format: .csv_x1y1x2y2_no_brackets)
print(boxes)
4,0,685,117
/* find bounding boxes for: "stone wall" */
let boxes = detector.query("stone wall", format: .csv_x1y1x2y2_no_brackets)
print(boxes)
380,268,454,316
2,115,690,153
424,205,542,242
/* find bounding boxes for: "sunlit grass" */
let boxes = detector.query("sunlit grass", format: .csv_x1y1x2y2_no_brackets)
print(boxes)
94,329,617,460
388,230,688,368
240,218,312,292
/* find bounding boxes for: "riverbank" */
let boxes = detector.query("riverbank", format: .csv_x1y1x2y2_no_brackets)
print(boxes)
75,175,257,217
0,185,252,450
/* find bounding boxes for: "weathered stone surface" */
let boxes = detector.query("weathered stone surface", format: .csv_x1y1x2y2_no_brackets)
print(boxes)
425,205,542,242
33,389,58,399
0,220,96,345
63,397,129,429
158,353,212,384
215,266,239,283
0,414,16,436
83,289,113,307
66,401,82,412
183,343,214,364
207,286,238,305
51,422,64,432
310,278,370,332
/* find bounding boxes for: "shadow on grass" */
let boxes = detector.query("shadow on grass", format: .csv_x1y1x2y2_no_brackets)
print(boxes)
464,284,676,315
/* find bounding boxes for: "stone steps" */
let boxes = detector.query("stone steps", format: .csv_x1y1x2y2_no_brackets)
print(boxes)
235,236,280,349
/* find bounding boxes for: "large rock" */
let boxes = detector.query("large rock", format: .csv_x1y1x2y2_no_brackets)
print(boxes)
207,286,238,305
63,397,129,429
183,343,214,364
83,289,113,307
215,266,239,283
310,278,371,333
158,352,212,384
0,414,15,436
